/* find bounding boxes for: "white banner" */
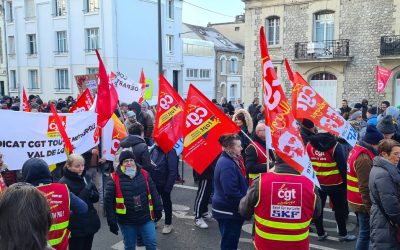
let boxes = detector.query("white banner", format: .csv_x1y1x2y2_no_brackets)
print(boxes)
111,71,143,104
0,110,98,170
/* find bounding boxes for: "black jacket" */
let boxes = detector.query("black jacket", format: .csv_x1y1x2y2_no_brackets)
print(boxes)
59,169,101,237
244,135,275,175
119,135,154,175
300,126,316,145
150,146,178,193
105,166,162,226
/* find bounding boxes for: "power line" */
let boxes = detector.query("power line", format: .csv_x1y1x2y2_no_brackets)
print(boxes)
183,0,236,18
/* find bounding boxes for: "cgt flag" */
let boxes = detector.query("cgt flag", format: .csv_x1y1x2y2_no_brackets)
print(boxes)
376,65,392,93
50,104,74,156
153,75,185,154
102,114,128,161
292,72,358,147
259,26,319,187
21,86,31,112
183,84,239,174
69,88,94,113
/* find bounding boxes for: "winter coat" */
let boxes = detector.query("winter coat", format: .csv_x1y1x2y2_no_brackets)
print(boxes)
131,102,154,142
212,152,248,221
367,114,378,126
244,134,275,174
59,169,101,237
300,126,316,145
369,156,400,250
105,166,162,226
118,135,154,175
150,146,178,193
308,133,348,182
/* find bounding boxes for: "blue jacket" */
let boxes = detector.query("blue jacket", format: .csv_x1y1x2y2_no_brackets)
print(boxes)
367,114,378,126
212,152,248,220
150,146,178,193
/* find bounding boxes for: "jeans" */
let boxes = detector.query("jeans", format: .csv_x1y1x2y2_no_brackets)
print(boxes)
119,221,157,250
217,219,244,250
156,186,172,225
315,185,348,236
69,234,94,250
355,212,370,250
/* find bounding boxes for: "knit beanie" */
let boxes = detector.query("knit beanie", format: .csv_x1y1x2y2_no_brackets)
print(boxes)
354,103,362,109
349,110,362,121
363,125,384,145
119,150,136,166
377,115,396,134
367,106,377,115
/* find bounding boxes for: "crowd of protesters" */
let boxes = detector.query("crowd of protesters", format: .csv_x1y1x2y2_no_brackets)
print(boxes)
1,93,400,250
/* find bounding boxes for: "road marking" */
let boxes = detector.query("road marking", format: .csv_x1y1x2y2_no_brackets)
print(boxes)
309,232,339,242
174,184,198,190
239,238,253,243
323,207,356,217
172,210,195,220
172,204,190,211
310,244,339,250
112,241,159,250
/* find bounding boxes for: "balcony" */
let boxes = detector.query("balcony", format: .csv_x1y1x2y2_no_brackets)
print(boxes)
294,39,350,61
380,35,400,56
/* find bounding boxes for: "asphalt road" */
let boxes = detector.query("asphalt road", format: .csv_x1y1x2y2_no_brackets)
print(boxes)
92,162,357,250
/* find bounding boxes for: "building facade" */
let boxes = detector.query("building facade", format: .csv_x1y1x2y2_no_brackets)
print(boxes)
0,2,8,97
243,0,400,108
208,14,245,48
5,0,183,102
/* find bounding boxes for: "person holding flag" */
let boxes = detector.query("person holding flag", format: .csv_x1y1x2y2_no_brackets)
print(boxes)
239,154,321,250
306,129,356,241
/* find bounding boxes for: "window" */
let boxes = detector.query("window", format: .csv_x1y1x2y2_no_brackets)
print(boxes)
314,11,334,42
25,0,35,18
85,28,99,52
56,31,67,53
186,69,198,78
85,0,99,13
6,1,13,22
87,67,98,74
221,57,226,74
230,58,238,74
166,35,174,54
54,0,66,16
27,34,37,55
56,69,69,90
229,84,237,102
28,70,39,89
266,17,280,46
8,36,15,55
167,0,174,19
9,70,17,90
200,69,211,79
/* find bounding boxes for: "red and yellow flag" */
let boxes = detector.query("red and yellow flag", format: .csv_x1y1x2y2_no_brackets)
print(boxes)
259,26,318,186
69,88,94,113
153,75,185,154
183,84,239,174
50,104,74,156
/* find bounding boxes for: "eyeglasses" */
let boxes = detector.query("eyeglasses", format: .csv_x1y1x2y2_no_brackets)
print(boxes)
123,159,135,163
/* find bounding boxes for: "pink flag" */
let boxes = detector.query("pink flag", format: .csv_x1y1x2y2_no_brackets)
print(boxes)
376,65,392,93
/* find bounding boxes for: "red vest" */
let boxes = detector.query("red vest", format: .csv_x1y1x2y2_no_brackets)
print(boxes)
37,183,70,250
111,169,154,220
248,141,268,185
347,144,375,206
254,172,315,250
306,143,343,186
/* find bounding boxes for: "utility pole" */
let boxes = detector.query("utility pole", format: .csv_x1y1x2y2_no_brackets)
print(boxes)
158,0,163,76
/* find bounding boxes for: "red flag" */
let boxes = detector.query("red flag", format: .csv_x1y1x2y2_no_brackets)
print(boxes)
138,69,146,103
0,174,6,192
50,104,74,156
259,27,319,186
21,87,31,112
95,49,118,128
376,65,392,93
292,72,358,147
153,75,185,153
183,84,240,174
284,58,294,86
69,88,94,113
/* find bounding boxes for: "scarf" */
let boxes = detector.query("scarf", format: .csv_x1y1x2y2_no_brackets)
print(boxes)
224,149,247,177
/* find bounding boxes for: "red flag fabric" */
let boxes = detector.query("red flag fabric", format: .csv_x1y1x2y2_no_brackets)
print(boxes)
50,104,74,156
138,69,146,104
183,84,239,174
376,65,392,93
153,75,185,153
0,174,6,192
292,72,358,147
284,58,294,86
69,88,94,113
259,27,319,186
95,49,118,128
21,87,31,112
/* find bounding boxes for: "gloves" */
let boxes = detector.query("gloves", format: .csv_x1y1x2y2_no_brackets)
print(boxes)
109,224,119,235
154,210,162,222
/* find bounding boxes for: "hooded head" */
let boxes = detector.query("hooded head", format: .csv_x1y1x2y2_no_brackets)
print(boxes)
377,115,397,135
131,102,142,116
363,125,384,145
22,158,52,186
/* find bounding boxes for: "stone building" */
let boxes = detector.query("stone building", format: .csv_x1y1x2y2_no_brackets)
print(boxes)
243,0,400,108
208,14,245,48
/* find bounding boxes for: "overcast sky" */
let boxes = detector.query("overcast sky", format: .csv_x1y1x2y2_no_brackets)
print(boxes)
182,0,245,26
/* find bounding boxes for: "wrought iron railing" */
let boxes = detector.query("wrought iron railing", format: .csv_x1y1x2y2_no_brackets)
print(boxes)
294,39,350,60
380,35,400,56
